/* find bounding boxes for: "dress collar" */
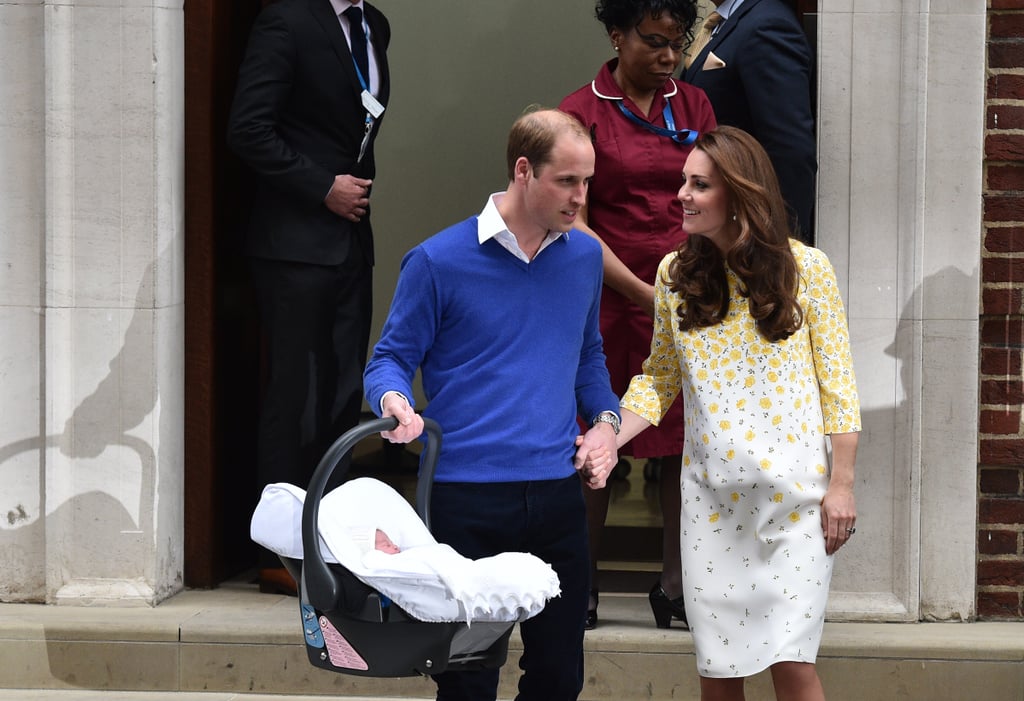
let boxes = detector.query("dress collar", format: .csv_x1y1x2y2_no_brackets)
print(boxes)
590,58,679,102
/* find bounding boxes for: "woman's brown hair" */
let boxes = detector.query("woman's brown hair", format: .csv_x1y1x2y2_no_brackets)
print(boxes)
667,126,803,342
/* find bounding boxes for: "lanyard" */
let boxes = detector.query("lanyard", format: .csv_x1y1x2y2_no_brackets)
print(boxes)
349,13,384,163
616,100,698,145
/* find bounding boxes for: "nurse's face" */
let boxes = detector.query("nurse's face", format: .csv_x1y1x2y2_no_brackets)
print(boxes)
611,12,686,96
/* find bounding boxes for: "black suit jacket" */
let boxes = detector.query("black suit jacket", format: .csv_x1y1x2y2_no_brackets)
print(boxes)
683,0,816,240
227,0,391,265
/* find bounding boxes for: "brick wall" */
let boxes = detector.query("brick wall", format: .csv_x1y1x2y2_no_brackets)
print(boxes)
979,0,1024,620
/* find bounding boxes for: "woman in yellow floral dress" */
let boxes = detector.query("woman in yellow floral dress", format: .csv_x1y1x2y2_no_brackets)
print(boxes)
610,126,861,701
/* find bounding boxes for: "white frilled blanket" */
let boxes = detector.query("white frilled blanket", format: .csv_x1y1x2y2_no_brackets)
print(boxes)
250,478,560,624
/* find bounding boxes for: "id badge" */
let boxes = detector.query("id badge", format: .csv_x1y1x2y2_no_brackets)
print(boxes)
361,90,385,119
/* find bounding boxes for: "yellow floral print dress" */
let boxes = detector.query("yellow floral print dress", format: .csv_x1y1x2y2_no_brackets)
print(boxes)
621,241,861,678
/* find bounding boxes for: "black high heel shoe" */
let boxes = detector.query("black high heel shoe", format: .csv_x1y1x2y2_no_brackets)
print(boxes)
649,583,687,629
585,589,599,630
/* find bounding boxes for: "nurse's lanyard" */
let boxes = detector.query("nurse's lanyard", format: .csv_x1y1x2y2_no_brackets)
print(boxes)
351,15,385,163
616,100,697,145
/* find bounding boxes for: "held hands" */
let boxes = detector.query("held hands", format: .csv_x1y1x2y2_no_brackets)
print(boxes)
573,424,618,490
820,486,856,555
380,392,424,444
324,174,373,222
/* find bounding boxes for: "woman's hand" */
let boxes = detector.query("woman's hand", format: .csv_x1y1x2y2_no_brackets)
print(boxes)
820,432,859,554
820,485,856,555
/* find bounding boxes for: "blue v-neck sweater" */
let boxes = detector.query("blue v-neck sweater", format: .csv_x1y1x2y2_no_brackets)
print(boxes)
364,216,618,483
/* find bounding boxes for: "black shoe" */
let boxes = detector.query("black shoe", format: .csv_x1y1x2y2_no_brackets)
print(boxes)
649,583,687,629
585,589,599,630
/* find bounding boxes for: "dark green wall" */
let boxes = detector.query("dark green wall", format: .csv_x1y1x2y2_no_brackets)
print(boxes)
367,1,611,349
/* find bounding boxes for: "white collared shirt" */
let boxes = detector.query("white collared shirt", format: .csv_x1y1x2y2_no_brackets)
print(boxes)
714,0,745,25
329,0,381,95
478,193,567,263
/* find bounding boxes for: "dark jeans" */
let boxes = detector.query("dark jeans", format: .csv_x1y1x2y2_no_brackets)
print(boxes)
429,474,589,701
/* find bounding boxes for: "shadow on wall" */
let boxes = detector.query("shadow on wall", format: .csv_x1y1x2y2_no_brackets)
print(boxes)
828,264,976,616
0,245,174,602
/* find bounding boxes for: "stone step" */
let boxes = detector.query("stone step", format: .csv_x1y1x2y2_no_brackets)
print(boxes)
0,694,418,701
1,584,1023,700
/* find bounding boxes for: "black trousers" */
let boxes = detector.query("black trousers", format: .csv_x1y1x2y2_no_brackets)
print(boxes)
249,253,372,566
429,475,589,701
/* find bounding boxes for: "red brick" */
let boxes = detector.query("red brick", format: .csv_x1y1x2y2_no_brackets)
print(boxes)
983,256,1024,283
986,227,1024,253
980,468,1023,494
977,590,1022,619
981,347,1023,375
985,195,1024,222
991,0,1024,10
986,133,1024,161
980,318,1024,346
979,529,1020,555
990,40,1024,69
989,105,1024,130
983,287,1024,315
989,164,1024,191
979,498,1024,525
978,558,1024,585
980,409,1023,434
989,74,1024,100
980,379,1024,404
991,14,1024,40
981,439,1024,466
981,380,1024,404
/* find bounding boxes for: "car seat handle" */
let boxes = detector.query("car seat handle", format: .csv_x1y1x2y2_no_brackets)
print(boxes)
301,416,442,612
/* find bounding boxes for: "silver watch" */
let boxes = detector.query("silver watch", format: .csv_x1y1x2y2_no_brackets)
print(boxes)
593,411,621,434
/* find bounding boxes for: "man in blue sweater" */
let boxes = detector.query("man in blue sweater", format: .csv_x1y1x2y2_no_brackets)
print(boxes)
363,108,621,701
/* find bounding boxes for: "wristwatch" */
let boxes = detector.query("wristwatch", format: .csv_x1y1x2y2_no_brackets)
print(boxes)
592,411,621,434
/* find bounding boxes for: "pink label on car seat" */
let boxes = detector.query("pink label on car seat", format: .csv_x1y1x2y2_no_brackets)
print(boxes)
319,616,369,671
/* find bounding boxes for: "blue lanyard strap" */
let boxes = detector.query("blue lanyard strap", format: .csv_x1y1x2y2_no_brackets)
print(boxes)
616,100,698,145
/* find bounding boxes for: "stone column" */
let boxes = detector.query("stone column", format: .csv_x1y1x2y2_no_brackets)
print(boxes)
0,0,184,605
817,0,984,621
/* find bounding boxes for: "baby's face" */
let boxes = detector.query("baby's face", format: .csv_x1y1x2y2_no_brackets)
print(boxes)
374,529,400,554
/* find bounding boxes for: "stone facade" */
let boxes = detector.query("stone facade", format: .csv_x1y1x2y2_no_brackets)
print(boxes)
0,0,1008,622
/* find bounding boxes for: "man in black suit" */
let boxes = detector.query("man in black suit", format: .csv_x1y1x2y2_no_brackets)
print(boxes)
227,0,390,593
682,0,816,242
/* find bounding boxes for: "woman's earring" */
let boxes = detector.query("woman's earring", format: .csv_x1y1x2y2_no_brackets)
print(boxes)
614,45,620,51
732,214,737,221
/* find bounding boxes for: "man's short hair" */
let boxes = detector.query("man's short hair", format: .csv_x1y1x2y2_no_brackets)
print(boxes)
506,107,589,180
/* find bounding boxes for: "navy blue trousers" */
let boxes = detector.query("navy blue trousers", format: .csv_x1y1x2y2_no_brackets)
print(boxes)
429,474,589,701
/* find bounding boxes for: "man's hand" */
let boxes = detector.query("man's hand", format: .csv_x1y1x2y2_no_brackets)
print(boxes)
324,174,373,222
574,423,618,490
380,392,423,444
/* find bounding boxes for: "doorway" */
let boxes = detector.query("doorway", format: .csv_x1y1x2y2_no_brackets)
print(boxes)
181,0,821,589
183,0,264,587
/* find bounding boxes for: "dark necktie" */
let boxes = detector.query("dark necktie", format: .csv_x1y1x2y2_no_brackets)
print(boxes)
343,5,369,82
